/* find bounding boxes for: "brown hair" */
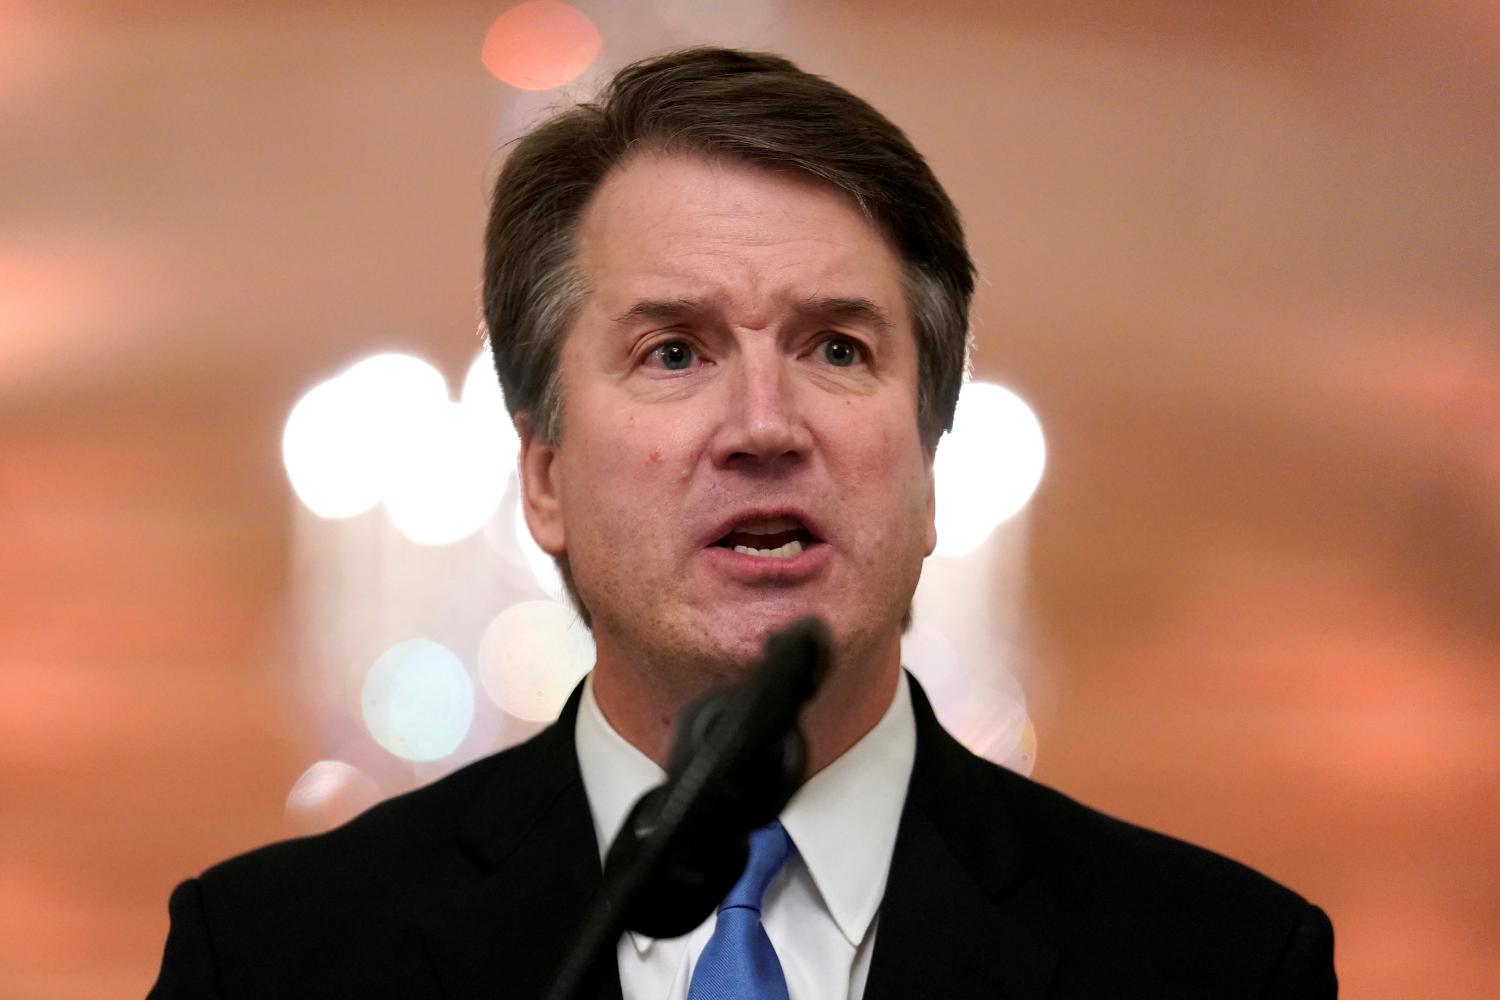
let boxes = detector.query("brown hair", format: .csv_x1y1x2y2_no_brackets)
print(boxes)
481,46,975,447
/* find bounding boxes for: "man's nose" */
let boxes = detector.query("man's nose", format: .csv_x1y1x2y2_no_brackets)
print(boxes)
710,351,812,469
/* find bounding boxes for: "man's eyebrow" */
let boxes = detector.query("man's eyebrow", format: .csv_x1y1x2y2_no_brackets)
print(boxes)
610,298,707,326
793,296,894,334
609,295,896,331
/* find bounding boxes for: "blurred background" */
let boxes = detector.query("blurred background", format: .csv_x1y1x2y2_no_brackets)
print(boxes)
3,1,1497,996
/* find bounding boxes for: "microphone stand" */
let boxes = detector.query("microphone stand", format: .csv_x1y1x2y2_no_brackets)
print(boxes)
539,617,830,1000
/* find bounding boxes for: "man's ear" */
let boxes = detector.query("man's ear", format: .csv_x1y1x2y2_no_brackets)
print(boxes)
517,413,566,556
923,439,938,557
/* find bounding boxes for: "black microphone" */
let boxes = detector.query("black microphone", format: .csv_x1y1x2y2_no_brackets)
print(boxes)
602,616,831,938
541,617,830,1000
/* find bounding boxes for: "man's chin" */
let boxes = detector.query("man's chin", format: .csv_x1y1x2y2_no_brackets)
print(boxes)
596,592,881,690
710,603,825,655
641,606,821,689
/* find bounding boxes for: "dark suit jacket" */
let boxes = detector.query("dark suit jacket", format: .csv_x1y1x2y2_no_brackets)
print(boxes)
149,676,1336,998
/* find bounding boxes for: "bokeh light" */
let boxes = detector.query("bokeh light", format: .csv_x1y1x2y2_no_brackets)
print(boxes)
900,619,965,693
284,351,520,545
284,760,384,834
460,347,521,494
360,638,475,762
902,620,1034,775
341,352,451,412
477,600,595,721
933,381,1047,557
384,400,509,546
282,375,382,519
461,350,510,434
282,353,449,519
481,1,602,91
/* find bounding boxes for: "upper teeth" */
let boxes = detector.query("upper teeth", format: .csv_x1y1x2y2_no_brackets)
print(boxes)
734,539,805,559
735,516,801,535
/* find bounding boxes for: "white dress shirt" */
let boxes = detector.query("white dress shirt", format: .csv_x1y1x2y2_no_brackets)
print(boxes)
575,675,916,1000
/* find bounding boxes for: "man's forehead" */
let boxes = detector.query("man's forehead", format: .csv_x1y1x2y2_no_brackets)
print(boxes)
574,153,910,329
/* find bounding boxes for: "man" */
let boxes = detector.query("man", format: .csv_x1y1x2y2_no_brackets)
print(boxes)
151,48,1336,998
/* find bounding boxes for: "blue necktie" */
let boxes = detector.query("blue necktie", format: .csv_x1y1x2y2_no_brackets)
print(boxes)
687,821,795,1000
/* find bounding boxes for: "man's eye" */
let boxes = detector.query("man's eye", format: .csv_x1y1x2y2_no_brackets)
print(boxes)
650,341,695,370
820,336,861,367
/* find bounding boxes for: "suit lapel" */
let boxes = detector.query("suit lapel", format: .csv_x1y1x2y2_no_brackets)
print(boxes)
863,677,1063,1000
418,686,624,1000
415,675,1063,999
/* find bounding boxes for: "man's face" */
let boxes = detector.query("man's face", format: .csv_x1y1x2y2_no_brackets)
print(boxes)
520,152,936,690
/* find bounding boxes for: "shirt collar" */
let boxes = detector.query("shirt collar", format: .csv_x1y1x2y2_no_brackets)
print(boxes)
780,674,914,947
573,672,916,952
575,674,667,867
574,676,668,956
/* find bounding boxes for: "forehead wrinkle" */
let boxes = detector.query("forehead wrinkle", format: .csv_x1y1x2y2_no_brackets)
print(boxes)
581,162,905,335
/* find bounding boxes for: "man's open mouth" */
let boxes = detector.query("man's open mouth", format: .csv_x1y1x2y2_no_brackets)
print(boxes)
712,515,818,560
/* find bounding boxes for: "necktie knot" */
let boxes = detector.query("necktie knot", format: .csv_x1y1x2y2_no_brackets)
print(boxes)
687,821,795,1000
720,821,794,914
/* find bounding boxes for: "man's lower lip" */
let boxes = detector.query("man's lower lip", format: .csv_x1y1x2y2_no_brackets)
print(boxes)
701,542,830,578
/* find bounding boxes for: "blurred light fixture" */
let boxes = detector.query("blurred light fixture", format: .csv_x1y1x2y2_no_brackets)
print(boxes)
360,638,475,762
477,600,595,721
933,381,1047,557
461,348,522,500
385,400,510,546
283,375,380,519
284,351,517,545
461,351,511,439
282,353,448,519
482,1,602,91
